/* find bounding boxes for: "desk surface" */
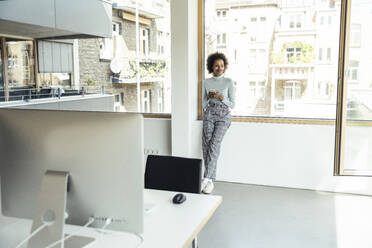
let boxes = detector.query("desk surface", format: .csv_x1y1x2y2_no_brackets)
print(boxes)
0,189,222,248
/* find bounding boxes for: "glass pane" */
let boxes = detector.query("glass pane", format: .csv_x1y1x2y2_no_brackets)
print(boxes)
39,73,71,87
6,40,34,88
343,0,372,173
96,0,171,113
204,0,341,118
0,42,3,88
285,88,292,99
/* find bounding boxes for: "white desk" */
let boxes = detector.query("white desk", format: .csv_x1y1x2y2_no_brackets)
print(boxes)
0,189,222,248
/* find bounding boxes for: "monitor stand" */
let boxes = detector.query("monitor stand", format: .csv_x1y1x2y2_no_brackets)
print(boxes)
28,171,95,248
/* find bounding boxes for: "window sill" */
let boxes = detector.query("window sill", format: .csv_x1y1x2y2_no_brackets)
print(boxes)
197,115,336,125
143,113,171,119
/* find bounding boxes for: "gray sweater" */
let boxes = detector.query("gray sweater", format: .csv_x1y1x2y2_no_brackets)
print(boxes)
202,75,235,109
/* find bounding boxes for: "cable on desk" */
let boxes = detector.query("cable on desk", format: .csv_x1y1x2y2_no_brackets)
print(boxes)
43,217,95,248
14,222,49,248
96,218,144,247
100,217,113,232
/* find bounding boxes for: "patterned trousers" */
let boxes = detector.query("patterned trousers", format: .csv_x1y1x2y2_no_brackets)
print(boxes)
202,101,231,181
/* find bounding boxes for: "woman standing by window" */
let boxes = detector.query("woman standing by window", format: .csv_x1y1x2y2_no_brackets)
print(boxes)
201,52,235,194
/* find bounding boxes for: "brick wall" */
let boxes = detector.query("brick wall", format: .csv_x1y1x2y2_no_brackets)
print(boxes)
78,39,111,87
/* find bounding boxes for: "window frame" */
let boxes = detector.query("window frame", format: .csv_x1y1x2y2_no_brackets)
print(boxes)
199,0,372,176
332,0,372,176
197,0,339,125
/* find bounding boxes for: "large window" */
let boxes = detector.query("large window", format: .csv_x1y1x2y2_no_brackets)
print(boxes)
0,41,3,89
201,0,341,120
106,0,171,114
335,0,372,176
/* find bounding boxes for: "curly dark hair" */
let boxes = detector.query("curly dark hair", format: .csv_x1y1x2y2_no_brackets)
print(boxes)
206,52,229,74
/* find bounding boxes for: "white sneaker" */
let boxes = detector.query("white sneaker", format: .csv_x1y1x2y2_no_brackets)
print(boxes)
203,180,214,194
201,178,209,191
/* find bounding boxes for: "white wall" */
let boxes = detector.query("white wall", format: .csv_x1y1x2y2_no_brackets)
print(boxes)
144,117,372,196
170,0,198,157
192,121,372,196
144,118,172,156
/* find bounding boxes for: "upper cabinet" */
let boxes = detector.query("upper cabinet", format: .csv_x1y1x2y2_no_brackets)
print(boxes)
0,0,111,39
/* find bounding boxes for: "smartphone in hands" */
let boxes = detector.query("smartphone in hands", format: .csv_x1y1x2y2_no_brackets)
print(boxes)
208,89,217,100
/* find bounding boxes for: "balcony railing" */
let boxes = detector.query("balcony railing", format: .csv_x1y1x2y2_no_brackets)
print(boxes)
0,86,109,104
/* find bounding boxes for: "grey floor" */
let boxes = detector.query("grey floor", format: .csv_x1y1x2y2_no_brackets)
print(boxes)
196,182,372,248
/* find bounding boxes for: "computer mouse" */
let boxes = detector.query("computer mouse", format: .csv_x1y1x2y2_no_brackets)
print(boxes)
172,193,186,204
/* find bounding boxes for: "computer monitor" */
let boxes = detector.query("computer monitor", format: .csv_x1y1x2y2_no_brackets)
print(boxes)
0,109,144,247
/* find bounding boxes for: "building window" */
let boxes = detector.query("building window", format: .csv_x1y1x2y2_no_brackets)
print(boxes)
326,48,331,61
350,24,361,47
140,28,149,56
142,89,151,112
157,88,163,112
112,22,120,36
157,31,165,55
249,17,257,42
248,81,266,100
284,81,301,100
258,17,266,41
217,9,227,19
347,60,359,83
289,14,303,29
317,81,330,98
318,47,331,61
318,48,323,61
286,47,301,63
217,33,226,48
249,16,266,42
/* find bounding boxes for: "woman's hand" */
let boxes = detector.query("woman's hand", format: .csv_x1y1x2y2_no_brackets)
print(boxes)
214,92,224,101
207,91,223,101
